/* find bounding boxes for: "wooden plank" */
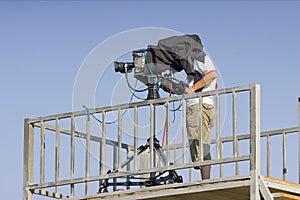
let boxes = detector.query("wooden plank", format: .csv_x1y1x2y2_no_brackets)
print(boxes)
84,187,251,200
135,185,250,200
72,176,250,200
117,180,250,200
263,176,300,189
264,176,300,195
273,192,300,200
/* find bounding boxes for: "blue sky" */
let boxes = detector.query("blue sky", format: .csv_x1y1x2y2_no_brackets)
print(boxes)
0,1,300,199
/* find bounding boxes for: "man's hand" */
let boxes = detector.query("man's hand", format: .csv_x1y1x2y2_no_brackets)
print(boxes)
185,87,195,94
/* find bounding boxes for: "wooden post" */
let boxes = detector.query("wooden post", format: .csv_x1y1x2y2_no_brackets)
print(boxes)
182,98,187,164
55,118,60,195
232,91,239,176
23,119,34,200
70,116,75,196
85,115,90,195
298,97,300,184
250,84,261,200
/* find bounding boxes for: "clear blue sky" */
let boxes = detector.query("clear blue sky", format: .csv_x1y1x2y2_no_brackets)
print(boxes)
0,1,300,199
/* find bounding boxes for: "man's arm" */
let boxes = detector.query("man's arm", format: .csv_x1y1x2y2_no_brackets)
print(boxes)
185,70,217,94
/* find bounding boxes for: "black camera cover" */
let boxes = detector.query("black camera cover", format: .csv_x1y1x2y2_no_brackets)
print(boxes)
146,34,203,80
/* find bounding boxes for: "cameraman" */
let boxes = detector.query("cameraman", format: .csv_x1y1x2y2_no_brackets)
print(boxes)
185,51,217,180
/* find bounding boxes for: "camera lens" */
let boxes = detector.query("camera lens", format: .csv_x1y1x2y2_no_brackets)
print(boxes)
114,62,134,73
114,62,124,72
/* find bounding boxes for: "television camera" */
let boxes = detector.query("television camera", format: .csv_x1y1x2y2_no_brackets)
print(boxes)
114,34,204,99
99,35,204,193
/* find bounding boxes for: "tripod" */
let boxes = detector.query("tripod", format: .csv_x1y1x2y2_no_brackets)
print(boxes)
98,137,183,193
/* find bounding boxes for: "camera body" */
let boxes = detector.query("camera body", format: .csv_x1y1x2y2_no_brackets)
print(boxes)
114,34,204,99
114,50,188,97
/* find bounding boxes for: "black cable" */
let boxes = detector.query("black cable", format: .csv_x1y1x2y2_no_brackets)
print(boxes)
125,72,148,92
129,89,147,101
124,73,147,100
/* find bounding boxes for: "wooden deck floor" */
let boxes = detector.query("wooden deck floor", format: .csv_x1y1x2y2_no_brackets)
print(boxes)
68,176,300,200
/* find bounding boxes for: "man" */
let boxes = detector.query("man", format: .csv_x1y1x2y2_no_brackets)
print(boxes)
185,50,217,180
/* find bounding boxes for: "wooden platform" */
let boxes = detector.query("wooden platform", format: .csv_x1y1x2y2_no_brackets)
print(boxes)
65,176,300,200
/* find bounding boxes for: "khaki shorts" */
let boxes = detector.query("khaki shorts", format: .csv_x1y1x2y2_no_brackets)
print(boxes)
187,103,215,162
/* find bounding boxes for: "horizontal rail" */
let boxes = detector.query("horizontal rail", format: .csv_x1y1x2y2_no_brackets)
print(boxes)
165,127,298,150
27,155,250,190
34,122,134,150
35,122,298,155
27,85,252,123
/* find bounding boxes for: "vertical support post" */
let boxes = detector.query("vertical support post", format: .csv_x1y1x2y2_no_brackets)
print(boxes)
113,146,117,191
199,96,203,162
283,132,287,181
126,146,131,190
232,91,239,176
55,118,60,195
126,147,130,190
99,111,106,188
166,101,170,166
85,115,90,195
134,106,138,171
40,121,45,185
101,111,106,176
118,109,122,171
216,94,222,176
149,104,154,168
267,135,271,177
23,119,34,200
189,156,193,182
220,142,224,178
250,84,261,200
174,148,178,164
298,97,300,184
70,115,75,197
182,98,187,164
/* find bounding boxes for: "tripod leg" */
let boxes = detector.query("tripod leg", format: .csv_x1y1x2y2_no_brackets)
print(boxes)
154,144,167,166
120,144,149,169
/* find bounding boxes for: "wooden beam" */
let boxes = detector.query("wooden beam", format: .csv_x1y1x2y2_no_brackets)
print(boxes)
250,84,261,200
23,119,34,200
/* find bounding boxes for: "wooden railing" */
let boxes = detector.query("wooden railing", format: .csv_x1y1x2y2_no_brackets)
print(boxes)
23,84,299,200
